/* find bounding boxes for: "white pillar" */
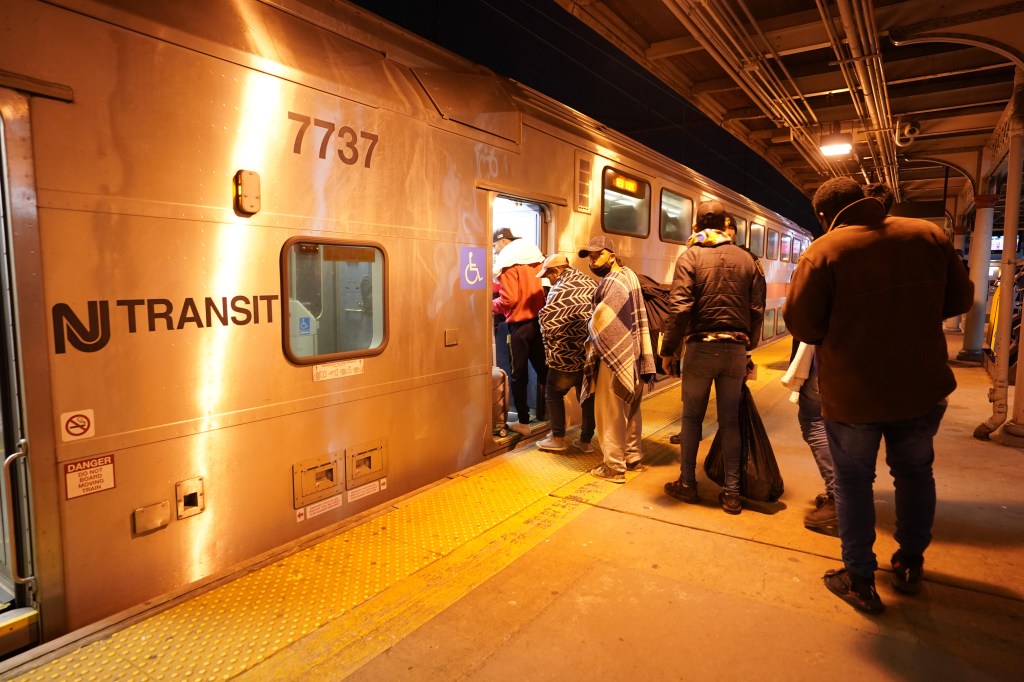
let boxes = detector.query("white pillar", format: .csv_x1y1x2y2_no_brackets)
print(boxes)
998,123,1024,444
959,196,996,361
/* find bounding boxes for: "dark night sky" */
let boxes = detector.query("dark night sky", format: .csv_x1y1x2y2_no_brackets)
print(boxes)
348,0,817,230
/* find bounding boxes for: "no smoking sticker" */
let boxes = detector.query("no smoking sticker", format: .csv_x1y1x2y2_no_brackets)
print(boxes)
60,409,95,442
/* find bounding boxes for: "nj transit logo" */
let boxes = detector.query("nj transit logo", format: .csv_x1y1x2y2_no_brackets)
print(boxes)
52,295,280,354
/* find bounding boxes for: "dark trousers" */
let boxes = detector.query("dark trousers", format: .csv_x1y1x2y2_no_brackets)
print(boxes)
544,368,595,439
798,371,834,497
679,342,746,492
508,318,548,423
824,400,947,578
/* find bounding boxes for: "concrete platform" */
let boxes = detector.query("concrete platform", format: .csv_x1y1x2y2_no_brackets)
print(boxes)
333,335,1024,682
3,333,1022,681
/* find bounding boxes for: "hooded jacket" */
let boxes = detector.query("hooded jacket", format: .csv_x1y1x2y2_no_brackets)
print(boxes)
660,229,766,357
783,197,974,423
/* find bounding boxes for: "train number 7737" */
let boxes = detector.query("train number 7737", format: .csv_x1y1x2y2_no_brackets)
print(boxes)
287,111,380,168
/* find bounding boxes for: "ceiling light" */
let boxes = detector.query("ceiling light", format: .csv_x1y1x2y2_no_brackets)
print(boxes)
820,131,853,157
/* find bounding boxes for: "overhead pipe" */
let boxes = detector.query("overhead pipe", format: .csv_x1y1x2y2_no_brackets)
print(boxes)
667,1,843,176
835,0,899,193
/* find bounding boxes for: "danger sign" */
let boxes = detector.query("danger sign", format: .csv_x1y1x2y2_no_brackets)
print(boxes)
65,454,116,499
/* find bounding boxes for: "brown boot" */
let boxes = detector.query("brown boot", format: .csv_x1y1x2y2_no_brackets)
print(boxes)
804,495,837,529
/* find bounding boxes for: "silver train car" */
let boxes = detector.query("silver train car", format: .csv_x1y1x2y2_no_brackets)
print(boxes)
0,0,811,654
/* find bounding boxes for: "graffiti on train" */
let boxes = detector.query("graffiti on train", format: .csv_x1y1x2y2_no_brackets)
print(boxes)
51,295,280,354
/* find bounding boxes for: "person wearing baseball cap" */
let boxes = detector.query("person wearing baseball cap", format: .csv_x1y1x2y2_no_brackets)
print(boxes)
534,254,597,453
492,227,548,436
577,235,656,482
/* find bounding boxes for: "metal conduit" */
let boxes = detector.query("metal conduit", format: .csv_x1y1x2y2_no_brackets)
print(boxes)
814,0,876,168
666,0,846,177
835,0,900,192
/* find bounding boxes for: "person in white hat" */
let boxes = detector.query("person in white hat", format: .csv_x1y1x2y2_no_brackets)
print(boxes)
492,227,548,435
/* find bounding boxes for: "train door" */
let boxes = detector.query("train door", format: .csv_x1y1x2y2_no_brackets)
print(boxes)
490,196,547,440
0,94,40,656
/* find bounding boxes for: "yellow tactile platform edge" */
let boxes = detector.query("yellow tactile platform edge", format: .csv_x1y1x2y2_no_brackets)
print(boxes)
9,389,682,682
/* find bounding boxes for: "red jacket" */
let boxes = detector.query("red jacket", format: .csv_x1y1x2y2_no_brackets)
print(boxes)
493,262,545,323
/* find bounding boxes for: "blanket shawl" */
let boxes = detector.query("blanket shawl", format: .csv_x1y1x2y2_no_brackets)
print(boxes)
582,266,656,403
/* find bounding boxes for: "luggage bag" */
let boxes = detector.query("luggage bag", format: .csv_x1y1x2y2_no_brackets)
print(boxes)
491,367,509,437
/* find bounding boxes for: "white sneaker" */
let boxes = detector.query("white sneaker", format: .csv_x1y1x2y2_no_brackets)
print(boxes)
572,438,596,453
508,421,531,436
537,435,567,451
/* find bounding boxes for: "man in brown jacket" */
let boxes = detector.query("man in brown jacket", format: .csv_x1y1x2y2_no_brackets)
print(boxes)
784,177,973,614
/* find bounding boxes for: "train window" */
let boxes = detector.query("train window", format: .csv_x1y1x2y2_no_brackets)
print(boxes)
777,311,788,335
602,167,650,237
749,223,765,257
792,238,802,261
766,229,779,260
283,240,387,363
732,216,748,248
660,189,692,244
763,309,776,340
780,234,792,262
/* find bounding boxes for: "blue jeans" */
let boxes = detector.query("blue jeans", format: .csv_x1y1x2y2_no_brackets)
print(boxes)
680,342,746,493
824,400,947,578
544,368,595,439
798,371,834,497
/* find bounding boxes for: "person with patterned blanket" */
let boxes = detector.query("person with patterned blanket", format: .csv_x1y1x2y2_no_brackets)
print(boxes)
577,236,657,483
535,254,598,453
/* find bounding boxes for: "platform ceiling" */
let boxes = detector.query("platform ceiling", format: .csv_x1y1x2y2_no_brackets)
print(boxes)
350,0,1024,230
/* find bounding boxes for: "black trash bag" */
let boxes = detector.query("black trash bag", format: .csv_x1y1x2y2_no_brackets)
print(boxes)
703,385,784,502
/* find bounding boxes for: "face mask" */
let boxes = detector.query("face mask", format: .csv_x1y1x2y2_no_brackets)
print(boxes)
589,262,612,277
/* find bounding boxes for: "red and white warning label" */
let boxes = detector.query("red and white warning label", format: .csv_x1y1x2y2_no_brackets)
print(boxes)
64,454,116,500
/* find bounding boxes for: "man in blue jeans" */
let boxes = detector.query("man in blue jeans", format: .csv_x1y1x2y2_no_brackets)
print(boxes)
784,178,973,613
535,254,597,452
659,200,766,514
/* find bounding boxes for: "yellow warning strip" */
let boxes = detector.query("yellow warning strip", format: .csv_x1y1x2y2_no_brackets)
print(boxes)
236,475,619,681
8,342,794,681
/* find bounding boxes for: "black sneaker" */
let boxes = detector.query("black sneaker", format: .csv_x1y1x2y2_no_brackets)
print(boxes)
823,568,884,614
626,460,645,472
719,490,742,515
664,478,699,503
891,550,924,594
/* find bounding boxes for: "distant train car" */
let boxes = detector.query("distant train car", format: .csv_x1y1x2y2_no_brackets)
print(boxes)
0,0,811,654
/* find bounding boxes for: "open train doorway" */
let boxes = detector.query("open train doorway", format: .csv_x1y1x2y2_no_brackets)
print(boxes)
0,100,39,656
490,196,547,444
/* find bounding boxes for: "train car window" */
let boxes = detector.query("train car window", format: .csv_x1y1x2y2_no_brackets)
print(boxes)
660,189,692,244
749,223,765,257
602,167,650,237
283,240,387,363
766,229,779,260
763,309,777,340
792,238,802,261
780,233,792,262
777,311,788,335
733,216,748,248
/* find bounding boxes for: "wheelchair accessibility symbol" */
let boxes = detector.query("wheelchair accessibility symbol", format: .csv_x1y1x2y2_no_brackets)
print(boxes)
460,247,487,290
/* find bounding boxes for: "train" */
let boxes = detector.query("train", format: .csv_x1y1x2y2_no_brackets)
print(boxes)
0,0,812,655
